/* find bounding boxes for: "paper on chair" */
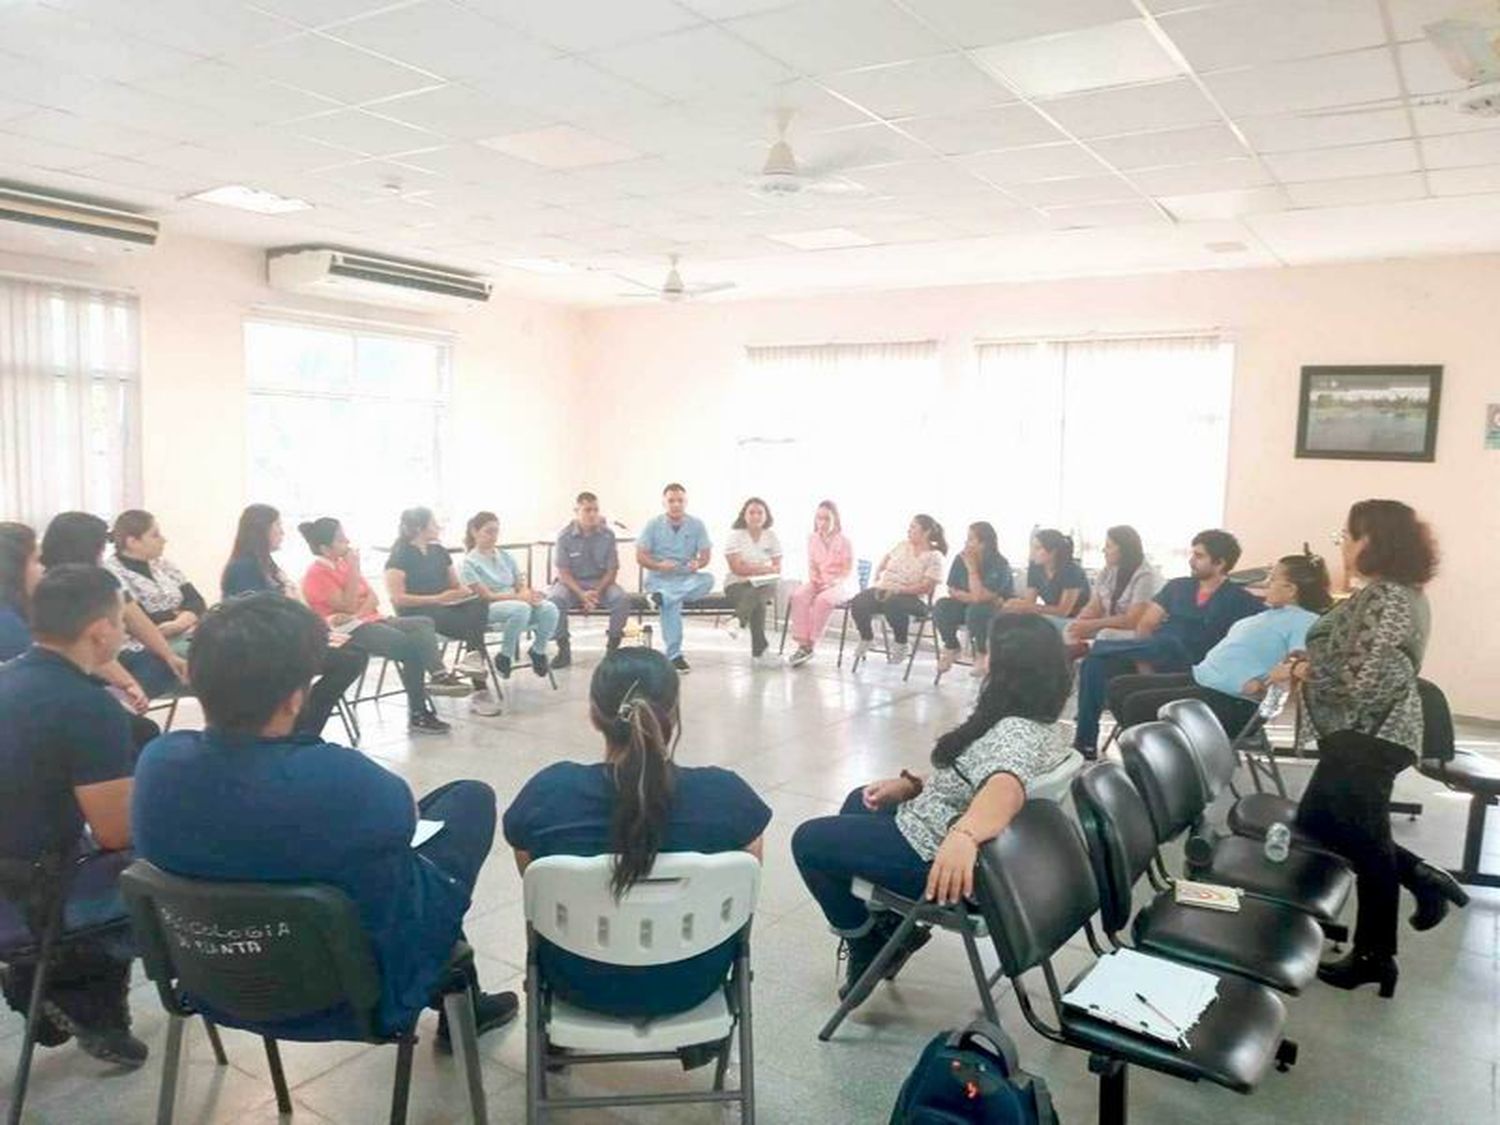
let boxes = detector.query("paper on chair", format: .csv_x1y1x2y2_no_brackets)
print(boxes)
1062,948,1219,1047
411,819,445,848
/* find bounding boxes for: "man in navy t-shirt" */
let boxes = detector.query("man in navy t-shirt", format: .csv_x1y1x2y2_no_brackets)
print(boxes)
132,594,516,1044
1073,529,1262,754
0,565,145,1067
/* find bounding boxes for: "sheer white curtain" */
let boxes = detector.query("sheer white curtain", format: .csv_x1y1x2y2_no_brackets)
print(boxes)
0,277,141,524
739,341,939,577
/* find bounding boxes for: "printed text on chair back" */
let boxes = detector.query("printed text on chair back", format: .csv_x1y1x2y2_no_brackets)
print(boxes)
524,852,760,968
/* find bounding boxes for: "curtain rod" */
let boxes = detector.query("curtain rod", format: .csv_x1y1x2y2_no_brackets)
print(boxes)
0,267,136,297
247,304,458,341
973,328,1230,345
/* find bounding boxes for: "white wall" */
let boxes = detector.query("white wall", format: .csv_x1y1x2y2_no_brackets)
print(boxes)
0,234,583,591
576,256,1500,718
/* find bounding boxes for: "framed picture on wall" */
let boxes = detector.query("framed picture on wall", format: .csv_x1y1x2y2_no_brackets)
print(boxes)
1295,365,1443,462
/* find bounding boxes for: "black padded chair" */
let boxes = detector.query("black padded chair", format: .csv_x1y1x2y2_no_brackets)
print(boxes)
973,801,1294,1125
1071,762,1322,995
1414,679,1500,888
1118,722,1353,931
120,860,488,1125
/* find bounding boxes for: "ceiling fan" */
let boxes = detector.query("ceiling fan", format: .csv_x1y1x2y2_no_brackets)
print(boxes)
749,108,868,198
1301,5,1500,119
616,255,736,302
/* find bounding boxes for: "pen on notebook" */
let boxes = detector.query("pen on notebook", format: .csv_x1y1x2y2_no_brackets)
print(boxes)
1134,992,1188,1046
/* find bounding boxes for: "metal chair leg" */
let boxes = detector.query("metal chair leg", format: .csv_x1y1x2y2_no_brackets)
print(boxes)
164,695,180,732
263,1037,293,1114
901,616,927,683
7,921,58,1125
777,601,791,655
156,1012,188,1125
202,1017,228,1065
525,966,545,1125
817,910,921,1041
836,606,851,668
960,925,1001,1026
388,1037,415,1125
736,949,757,1125
442,988,489,1125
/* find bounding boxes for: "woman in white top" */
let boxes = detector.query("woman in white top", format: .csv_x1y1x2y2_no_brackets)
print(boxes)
723,497,782,662
1066,524,1158,648
848,514,946,665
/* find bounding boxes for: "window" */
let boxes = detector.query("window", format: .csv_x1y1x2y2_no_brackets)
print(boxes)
973,336,1234,575
0,277,141,524
244,318,451,574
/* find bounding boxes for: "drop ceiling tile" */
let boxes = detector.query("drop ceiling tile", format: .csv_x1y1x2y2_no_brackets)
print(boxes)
725,0,949,75
1264,138,1420,181
859,217,963,243
1385,0,1474,41
973,19,1185,99
479,124,641,168
959,141,1108,184
898,103,1065,154
291,109,441,156
200,128,368,172
138,61,342,126
1422,129,1500,169
0,134,105,178
899,0,1141,48
1203,48,1401,116
313,157,445,193
466,0,703,53
2,109,172,160
228,33,440,104
1130,157,1272,194
1046,199,1167,228
590,25,794,100
836,158,995,197
70,156,221,199
1411,102,1500,137
363,84,553,140
1238,108,1411,153
1156,186,1287,220
939,205,1051,236
472,57,666,118
570,196,712,225
1284,171,1428,208
1087,123,1246,169
675,0,797,18
1040,78,1220,138
1428,164,1500,195
328,1,559,83
47,0,300,57
1156,0,1385,72
822,54,1011,120
1006,173,1138,206
373,142,548,187
0,98,29,124
795,123,935,171
0,6,201,84
248,0,414,29
1396,40,1469,96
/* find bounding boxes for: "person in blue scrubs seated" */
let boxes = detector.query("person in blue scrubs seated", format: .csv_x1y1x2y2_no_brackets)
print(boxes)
502,647,770,1019
0,521,43,660
1001,528,1090,631
1107,550,1333,737
636,483,713,672
131,594,518,1045
0,565,146,1067
1073,528,1264,756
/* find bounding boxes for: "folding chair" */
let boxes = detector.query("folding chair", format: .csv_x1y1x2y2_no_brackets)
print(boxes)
121,861,487,1125
523,852,759,1124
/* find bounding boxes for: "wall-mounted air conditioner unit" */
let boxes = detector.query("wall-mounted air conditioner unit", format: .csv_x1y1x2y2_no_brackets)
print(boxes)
267,247,492,311
0,184,159,247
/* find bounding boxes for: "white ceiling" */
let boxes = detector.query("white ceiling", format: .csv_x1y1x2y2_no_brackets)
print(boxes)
3,0,1500,304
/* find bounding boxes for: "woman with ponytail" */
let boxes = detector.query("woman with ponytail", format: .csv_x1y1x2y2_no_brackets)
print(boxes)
848,513,948,665
792,614,1076,1002
503,648,770,1018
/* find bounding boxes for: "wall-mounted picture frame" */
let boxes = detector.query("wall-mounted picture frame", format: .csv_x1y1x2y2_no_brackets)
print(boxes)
1295,365,1443,462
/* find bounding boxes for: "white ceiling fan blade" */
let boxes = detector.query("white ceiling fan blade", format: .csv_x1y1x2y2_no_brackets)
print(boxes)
685,281,737,295
614,273,661,293
1426,17,1500,84
616,291,663,299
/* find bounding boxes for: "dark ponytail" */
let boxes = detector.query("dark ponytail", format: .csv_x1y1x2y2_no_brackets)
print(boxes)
914,513,947,555
589,648,681,899
298,517,341,556
1033,528,1074,570
1280,547,1334,613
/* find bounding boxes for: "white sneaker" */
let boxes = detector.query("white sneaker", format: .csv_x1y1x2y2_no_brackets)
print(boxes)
853,639,871,663
888,642,909,665
457,651,489,676
468,689,503,717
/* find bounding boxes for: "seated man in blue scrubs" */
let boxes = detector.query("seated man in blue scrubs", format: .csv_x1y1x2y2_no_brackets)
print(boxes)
0,565,145,1067
636,483,713,673
132,594,517,1045
1073,528,1263,756
503,647,769,1019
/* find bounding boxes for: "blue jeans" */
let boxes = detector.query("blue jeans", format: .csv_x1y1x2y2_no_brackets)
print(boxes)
791,788,930,936
645,571,714,659
120,648,178,699
485,599,560,660
1074,636,1193,751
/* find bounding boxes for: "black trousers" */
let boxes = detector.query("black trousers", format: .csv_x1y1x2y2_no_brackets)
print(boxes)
402,601,489,650
1108,672,1258,738
932,598,996,653
296,642,369,738
1295,733,1421,958
849,589,925,644
728,582,771,656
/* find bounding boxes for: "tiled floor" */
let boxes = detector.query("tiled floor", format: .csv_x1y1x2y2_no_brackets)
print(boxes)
5,621,1498,1123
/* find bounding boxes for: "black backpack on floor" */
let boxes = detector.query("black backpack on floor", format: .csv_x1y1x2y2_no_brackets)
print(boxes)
890,1020,1059,1125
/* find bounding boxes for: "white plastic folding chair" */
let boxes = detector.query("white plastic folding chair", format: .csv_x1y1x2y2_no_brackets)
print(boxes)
522,852,760,1124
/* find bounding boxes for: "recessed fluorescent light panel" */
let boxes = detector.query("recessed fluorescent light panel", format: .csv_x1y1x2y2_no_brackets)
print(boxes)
768,227,874,250
478,125,640,169
188,185,312,214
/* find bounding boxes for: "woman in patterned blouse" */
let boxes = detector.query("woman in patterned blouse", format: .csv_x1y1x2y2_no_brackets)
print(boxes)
1272,499,1466,998
105,510,208,658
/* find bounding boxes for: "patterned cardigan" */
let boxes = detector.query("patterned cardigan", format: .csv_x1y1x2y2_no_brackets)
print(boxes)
1302,580,1430,758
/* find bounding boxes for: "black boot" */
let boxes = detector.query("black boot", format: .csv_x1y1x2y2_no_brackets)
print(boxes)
1317,951,1399,998
837,915,898,1001
551,636,572,669
1408,861,1470,932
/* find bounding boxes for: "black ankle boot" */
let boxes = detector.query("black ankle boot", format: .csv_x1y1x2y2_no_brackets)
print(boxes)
1317,951,1399,998
837,914,900,1001
1408,862,1470,932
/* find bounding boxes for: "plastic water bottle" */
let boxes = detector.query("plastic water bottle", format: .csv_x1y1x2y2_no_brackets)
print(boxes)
1264,822,1292,864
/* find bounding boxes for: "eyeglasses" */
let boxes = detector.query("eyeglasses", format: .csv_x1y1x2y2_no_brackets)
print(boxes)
1331,529,1348,546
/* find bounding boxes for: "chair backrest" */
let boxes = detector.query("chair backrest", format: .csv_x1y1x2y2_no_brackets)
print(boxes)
1117,721,1204,845
856,558,873,591
1027,750,1085,805
1418,678,1455,763
120,860,384,1039
973,801,1099,978
1070,762,1161,935
523,852,760,968
1157,698,1238,803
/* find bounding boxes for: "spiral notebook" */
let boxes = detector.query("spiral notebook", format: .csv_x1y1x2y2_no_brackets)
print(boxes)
1062,948,1218,1047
